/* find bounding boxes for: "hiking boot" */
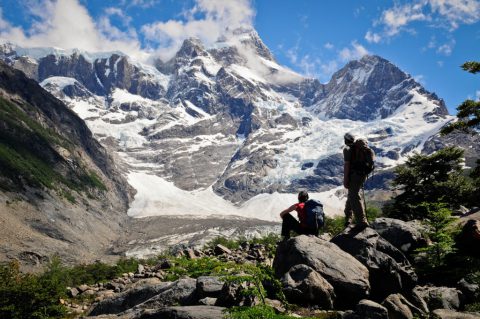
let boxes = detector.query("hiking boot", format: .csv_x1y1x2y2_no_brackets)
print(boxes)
344,221,352,228
355,222,370,230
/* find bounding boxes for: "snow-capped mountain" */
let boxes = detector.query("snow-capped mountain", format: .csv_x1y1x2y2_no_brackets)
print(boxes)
0,30,454,221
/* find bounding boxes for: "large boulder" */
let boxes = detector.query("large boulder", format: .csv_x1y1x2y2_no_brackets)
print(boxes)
281,264,335,309
133,278,198,310
371,218,427,253
343,299,389,319
331,227,417,300
413,286,464,311
88,279,171,316
196,276,224,299
382,293,427,319
273,235,370,308
137,306,226,319
216,280,260,307
432,309,480,319
455,219,480,257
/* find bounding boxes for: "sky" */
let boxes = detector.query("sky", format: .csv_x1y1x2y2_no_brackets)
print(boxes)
0,0,479,114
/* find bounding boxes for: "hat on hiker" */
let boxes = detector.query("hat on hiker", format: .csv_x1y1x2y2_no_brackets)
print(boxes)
344,132,355,145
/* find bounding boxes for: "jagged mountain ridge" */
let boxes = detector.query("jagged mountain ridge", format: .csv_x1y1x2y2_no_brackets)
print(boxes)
0,61,133,268
0,30,453,219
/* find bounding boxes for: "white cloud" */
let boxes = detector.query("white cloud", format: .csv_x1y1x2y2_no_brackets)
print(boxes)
414,74,426,85
120,0,158,9
381,3,428,36
436,42,454,55
365,31,381,43
476,90,480,101
339,41,369,62
141,0,255,61
0,0,145,60
437,60,444,67
429,0,480,30
371,0,480,40
324,42,334,50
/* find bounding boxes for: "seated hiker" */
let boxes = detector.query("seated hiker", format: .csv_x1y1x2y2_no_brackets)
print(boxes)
279,191,321,240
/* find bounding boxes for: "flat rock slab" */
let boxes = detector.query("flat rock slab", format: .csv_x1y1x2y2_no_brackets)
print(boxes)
139,306,226,319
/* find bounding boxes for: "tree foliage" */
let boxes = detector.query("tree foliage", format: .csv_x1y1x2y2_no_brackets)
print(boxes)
384,147,475,220
441,61,480,135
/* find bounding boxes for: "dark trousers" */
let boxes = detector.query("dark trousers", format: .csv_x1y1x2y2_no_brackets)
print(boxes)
281,214,318,238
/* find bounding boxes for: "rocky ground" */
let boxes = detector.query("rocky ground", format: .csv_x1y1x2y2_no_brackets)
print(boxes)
52,214,480,319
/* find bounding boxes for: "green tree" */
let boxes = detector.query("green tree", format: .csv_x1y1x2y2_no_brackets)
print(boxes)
384,147,474,220
441,61,480,135
415,202,458,268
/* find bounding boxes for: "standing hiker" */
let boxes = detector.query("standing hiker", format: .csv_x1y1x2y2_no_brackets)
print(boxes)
279,191,322,240
343,133,375,228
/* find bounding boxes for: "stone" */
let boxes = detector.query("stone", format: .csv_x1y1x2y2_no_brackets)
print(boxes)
457,278,480,304
413,286,464,311
355,299,389,319
134,278,197,309
185,248,197,259
432,309,480,319
332,227,417,300
198,297,217,306
196,276,225,299
273,235,370,309
281,264,335,309
382,293,426,319
78,284,90,293
68,287,80,297
214,244,232,255
136,264,144,275
371,218,427,253
87,279,169,316
216,280,260,307
138,306,226,319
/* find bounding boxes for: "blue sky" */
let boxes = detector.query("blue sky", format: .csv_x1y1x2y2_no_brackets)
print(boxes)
0,0,479,114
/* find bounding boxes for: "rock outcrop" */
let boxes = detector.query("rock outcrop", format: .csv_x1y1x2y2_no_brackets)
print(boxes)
273,235,370,308
332,227,418,300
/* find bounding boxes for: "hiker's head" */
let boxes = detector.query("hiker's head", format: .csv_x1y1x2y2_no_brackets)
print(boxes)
298,191,309,203
344,132,355,146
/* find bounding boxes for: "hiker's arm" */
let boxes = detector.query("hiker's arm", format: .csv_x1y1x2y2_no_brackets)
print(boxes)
280,205,297,219
344,161,350,189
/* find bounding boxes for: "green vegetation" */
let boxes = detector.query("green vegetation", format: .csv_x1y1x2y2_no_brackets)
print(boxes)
414,203,459,270
0,96,108,198
383,147,475,220
441,61,480,135
0,257,140,319
225,305,318,319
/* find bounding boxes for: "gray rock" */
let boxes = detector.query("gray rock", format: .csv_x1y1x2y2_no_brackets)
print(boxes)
332,227,417,300
138,305,226,319
371,218,428,253
198,297,217,306
432,309,480,319
382,293,426,319
355,299,389,319
413,286,464,311
281,264,335,309
196,276,225,299
457,278,480,304
273,235,370,309
88,279,169,316
343,300,389,319
214,244,232,255
216,280,260,307
135,278,197,309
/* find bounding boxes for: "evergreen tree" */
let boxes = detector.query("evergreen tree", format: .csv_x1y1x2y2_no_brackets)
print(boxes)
441,61,480,135
384,147,474,220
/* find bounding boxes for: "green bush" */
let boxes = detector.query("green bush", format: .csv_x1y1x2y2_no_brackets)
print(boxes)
225,305,319,319
0,260,67,319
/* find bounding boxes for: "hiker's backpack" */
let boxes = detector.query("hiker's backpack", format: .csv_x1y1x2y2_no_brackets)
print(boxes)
351,138,375,175
304,199,325,230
